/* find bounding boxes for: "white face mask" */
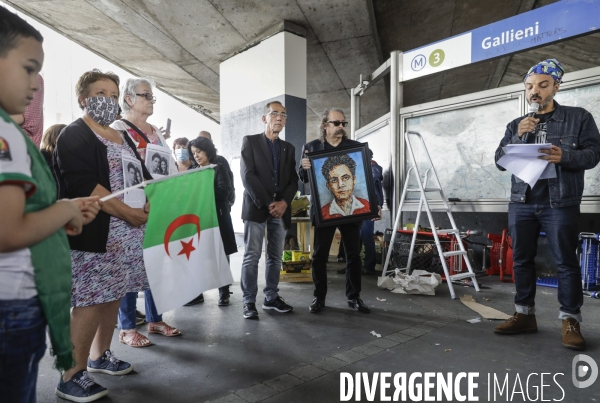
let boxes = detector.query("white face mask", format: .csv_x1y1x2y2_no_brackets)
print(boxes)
175,149,189,162
85,96,119,126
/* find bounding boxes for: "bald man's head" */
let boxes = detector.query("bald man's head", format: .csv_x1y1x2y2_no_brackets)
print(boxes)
198,131,212,141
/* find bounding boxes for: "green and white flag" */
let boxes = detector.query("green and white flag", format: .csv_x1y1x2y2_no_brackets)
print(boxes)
143,167,233,314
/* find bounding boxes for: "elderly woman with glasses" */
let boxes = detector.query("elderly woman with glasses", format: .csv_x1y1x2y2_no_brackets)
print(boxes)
111,78,181,348
111,78,174,168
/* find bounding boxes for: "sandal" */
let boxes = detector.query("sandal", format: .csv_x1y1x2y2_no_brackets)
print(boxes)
148,322,182,337
119,330,153,348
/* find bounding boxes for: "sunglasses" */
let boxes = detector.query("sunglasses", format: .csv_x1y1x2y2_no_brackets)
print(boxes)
136,93,156,102
327,120,348,127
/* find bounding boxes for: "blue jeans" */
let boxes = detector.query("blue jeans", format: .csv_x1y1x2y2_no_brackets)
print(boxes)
508,203,583,321
360,220,376,272
241,217,286,304
118,290,162,330
0,297,47,403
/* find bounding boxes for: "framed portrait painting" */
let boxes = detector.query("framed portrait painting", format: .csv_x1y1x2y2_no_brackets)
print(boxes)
307,143,379,227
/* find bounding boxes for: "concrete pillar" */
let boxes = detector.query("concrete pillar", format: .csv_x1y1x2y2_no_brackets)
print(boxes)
220,22,307,166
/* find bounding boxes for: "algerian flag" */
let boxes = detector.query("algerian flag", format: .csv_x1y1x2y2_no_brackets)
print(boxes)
143,167,233,314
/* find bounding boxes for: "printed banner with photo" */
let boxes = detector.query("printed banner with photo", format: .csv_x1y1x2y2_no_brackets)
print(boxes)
121,153,146,208
146,144,172,178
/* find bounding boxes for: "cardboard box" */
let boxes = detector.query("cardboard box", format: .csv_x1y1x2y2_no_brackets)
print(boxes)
292,251,311,262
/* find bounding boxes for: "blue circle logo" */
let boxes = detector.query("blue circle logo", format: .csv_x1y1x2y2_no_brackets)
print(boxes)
411,54,427,71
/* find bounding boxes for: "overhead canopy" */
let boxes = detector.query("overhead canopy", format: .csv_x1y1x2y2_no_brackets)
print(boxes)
6,0,600,133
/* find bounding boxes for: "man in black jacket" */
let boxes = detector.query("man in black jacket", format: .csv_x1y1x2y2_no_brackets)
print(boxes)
239,101,298,319
299,108,377,314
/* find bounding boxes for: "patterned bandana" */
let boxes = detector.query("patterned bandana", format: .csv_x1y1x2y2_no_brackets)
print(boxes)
85,96,119,126
524,59,565,83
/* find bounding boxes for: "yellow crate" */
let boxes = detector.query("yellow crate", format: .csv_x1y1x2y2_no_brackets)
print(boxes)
292,251,311,262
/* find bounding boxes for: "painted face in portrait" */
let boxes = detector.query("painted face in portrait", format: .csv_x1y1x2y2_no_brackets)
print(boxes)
326,164,356,205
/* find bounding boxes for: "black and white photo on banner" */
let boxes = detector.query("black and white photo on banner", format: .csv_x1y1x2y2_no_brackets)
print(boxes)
146,144,172,177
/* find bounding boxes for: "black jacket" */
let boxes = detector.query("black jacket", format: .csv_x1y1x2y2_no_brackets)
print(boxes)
240,133,298,229
495,101,600,206
54,118,151,252
189,163,237,255
216,154,235,206
212,164,237,255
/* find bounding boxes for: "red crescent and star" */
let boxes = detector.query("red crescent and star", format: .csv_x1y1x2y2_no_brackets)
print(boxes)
163,214,201,260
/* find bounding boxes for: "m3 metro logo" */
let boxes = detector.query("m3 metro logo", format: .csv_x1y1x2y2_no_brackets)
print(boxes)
572,354,598,389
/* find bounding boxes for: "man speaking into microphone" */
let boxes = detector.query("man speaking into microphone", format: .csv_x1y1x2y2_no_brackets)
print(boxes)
494,59,600,350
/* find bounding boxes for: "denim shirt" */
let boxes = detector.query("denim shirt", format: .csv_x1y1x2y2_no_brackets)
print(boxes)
495,101,600,207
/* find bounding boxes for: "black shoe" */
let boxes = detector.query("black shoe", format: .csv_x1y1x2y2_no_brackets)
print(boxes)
243,303,259,319
309,298,325,313
361,269,377,276
337,257,346,263
337,268,346,274
184,293,204,306
218,287,231,306
348,298,371,313
218,293,231,306
262,296,293,313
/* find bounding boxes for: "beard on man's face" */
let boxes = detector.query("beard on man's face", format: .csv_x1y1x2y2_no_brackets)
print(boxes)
529,92,554,110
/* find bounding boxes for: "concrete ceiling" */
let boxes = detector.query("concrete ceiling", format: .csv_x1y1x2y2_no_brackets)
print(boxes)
6,0,600,136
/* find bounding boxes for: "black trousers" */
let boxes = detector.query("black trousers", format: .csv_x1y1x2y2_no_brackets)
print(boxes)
312,222,362,300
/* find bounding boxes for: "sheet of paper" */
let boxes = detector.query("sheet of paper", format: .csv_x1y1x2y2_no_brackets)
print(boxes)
539,162,557,179
503,143,552,155
497,143,553,188
122,153,146,208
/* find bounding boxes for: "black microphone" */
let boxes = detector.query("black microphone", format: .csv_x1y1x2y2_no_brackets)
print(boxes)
521,102,539,143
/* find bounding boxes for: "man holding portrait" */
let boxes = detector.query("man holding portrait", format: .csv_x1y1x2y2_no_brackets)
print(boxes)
299,108,380,315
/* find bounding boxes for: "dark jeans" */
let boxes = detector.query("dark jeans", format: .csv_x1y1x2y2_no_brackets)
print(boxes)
360,220,376,272
0,297,47,403
118,290,162,330
312,222,362,300
508,203,583,321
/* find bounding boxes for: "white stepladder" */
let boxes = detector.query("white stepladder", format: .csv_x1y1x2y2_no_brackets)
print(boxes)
381,131,480,299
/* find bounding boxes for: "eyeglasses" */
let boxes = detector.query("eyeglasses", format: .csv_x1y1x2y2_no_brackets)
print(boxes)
267,111,288,119
327,120,348,127
136,93,156,102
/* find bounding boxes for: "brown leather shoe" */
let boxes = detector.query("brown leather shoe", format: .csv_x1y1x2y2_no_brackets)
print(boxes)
562,318,586,351
494,313,537,334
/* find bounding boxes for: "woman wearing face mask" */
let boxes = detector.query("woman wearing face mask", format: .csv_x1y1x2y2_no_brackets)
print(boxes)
173,137,191,172
110,78,182,350
54,70,154,400
185,137,237,306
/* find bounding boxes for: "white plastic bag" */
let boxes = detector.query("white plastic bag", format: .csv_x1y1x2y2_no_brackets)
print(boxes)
377,269,442,295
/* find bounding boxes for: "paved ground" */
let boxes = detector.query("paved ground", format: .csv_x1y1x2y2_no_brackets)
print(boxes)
36,249,600,403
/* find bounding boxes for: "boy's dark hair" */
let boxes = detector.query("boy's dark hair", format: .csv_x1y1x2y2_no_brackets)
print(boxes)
0,7,43,57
